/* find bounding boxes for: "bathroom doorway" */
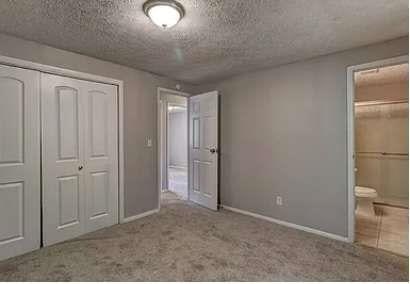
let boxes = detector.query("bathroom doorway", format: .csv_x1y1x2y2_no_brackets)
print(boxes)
158,88,189,205
347,57,409,256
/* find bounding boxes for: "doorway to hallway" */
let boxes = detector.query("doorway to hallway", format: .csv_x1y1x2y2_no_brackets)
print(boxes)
158,88,189,204
167,103,188,200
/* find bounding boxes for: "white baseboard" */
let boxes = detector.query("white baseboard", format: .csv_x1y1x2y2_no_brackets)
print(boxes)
221,205,349,243
121,208,160,223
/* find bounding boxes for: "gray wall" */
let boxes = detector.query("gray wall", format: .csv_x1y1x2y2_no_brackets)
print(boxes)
169,111,188,167
196,37,408,237
0,33,195,218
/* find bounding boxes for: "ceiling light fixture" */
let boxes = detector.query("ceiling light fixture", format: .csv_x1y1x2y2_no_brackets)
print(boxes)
143,0,184,29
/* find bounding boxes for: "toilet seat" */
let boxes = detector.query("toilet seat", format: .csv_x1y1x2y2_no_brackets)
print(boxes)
355,186,378,198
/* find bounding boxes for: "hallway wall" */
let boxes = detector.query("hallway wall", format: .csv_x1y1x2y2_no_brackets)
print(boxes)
168,111,188,168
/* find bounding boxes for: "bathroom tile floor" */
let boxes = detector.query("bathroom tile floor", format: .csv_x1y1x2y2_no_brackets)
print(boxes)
356,205,409,256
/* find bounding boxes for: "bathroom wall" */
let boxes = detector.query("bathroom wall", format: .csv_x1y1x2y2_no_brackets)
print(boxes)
355,64,409,207
356,82,408,102
168,110,188,167
355,101,409,206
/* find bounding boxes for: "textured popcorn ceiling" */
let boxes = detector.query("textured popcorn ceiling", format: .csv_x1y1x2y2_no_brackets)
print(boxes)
355,63,408,87
0,0,408,84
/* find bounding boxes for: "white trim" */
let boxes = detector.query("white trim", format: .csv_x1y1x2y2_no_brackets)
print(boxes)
222,205,349,242
157,87,190,97
186,97,191,207
118,81,125,223
0,55,122,85
122,208,160,223
0,55,126,224
168,165,188,170
157,92,162,211
346,55,408,243
157,87,190,211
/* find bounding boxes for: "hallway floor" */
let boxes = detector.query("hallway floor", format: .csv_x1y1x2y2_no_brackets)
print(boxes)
167,166,188,199
160,190,184,204
0,200,408,281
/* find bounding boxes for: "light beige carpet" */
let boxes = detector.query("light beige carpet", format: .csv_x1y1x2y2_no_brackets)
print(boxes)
0,197,408,281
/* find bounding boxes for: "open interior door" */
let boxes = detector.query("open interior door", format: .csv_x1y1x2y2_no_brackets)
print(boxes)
188,91,219,210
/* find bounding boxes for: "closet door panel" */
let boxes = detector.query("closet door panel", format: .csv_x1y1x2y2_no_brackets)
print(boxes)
42,74,118,245
83,82,118,233
42,74,85,246
0,65,40,261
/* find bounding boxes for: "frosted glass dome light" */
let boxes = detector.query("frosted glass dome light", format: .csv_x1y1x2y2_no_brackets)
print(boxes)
143,0,184,29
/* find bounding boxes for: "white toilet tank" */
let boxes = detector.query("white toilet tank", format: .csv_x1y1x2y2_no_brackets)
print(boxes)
355,186,378,198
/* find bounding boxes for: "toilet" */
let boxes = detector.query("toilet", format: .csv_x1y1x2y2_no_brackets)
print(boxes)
355,186,378,216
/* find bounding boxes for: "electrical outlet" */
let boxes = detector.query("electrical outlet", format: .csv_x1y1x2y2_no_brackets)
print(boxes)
276,196,283,206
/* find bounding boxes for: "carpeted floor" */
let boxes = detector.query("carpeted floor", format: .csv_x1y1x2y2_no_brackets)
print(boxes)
0,196,408,281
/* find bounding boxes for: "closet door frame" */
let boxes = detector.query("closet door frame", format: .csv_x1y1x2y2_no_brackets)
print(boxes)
0,55,126,224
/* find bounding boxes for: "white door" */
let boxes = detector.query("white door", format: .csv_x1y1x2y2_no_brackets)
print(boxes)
189,91,219,210
42,74,118,246
42,74,86,245
0,65,40,261
83,80,118,233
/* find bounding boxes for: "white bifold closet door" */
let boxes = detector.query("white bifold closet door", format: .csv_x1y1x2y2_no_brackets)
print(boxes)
0,65,41,261
42,74,118,246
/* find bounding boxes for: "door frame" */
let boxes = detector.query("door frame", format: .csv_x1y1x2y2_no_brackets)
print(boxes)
0,55,126,223
157,87,190,210
346,55,408,243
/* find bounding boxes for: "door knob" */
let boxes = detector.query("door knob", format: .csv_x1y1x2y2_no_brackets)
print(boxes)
78,165,84,171
209,148,217,154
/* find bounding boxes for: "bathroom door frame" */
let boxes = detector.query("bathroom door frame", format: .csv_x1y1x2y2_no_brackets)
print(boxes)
346,55,408,243
157,87,190,210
